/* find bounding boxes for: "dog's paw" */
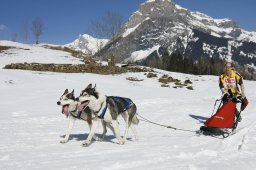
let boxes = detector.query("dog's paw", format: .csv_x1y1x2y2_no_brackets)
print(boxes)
118,140,125,145
60,139,68,144
97,137,104,142
93,135,101,141
81,140,91,147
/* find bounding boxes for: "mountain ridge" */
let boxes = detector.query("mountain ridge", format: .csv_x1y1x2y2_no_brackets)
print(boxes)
93,0,256,79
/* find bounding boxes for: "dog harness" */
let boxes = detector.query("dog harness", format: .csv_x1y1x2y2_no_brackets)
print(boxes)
98,101,108,119
97,96,133,119
112,96,133,112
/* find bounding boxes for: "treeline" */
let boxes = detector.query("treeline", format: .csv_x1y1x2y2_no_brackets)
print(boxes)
140,52,255,80
144,52,226,76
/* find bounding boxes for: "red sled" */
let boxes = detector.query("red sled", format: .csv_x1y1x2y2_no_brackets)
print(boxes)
204,100,236,128
200,97,248,138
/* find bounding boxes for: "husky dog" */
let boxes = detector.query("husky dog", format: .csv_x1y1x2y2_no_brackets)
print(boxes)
57,89,109,144
77,84,139,146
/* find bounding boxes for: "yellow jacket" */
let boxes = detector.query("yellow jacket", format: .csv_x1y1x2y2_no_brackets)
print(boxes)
219,70,244,96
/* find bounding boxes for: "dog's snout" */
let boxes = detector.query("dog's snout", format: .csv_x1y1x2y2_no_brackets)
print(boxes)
57,101,61,105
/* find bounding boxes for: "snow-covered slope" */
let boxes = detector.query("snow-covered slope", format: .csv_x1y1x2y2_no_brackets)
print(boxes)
1,41,256,170
0,40,83,67
65,34,108,55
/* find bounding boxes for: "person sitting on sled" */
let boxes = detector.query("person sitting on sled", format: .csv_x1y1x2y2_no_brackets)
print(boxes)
219,61,247,122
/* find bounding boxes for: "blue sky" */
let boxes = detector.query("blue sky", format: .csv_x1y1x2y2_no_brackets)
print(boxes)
0,0,255,45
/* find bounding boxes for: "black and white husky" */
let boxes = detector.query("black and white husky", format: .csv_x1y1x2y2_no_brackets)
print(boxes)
57,89,109,144
77,84,139,146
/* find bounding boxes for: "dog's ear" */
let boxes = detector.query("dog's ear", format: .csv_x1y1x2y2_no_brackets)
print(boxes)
86,83,92,89
71,89,74,94
64,89,68,95
93,84,99,99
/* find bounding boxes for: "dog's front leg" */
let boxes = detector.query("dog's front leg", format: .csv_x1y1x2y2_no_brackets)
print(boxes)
82,118,99,147
88,121,102,141
60,116,75,143
97,120,107,141
98,121,116,142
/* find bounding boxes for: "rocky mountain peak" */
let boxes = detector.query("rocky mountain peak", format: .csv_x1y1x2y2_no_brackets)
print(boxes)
95,0,256,79
66,34,108,55
125,0,177,29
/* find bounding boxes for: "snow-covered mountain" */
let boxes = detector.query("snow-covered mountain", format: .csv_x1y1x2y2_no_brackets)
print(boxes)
96,0,256,75
66,34,108,55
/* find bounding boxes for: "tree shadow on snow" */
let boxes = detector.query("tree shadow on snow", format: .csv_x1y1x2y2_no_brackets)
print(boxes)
189,114,209,123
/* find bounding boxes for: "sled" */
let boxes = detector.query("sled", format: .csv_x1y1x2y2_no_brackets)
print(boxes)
199,96,248,138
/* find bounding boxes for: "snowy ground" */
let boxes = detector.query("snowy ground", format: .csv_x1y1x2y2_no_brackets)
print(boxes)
1,41,256,170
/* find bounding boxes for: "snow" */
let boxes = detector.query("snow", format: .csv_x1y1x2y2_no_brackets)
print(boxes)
238,30,256,43
214,18,232,25
123,23,141,37
123,17,151,38
146,0,156,3
65,34,109,55
240,51,246,56
145,0,172,3
210,31,221,38
175,4,187,10
0,41,83,67
126,45,160,62
202,43,214,58
190,10,256,43
208,25,232,34
191,11,214,21
247,63,256,70
1,41,256,170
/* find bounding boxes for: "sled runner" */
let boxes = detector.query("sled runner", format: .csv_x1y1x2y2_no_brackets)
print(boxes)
199,94,248,138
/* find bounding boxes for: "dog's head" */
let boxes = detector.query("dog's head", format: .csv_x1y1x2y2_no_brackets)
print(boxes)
77,84,99,112
57,89,76,117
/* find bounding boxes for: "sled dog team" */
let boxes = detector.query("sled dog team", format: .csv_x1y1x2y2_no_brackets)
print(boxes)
57,84,139,147
57,62,248,145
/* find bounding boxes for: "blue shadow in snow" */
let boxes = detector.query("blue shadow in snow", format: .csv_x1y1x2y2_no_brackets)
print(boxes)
60,133,133,144
189,114,209,123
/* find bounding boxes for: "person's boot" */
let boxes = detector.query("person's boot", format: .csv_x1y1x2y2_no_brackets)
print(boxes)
237,115,242,122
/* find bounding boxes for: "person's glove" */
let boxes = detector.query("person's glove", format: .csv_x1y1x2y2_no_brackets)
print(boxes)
231,97,238,103
222,93,229,103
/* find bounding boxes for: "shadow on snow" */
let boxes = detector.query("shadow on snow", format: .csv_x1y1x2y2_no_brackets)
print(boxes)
60,133,133,144
189,114,209,123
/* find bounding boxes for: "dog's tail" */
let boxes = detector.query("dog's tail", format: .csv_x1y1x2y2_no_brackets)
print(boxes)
128,104,139,126
132,114,139,125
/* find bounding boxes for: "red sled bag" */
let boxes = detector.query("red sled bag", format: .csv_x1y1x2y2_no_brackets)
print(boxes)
204,100,236,129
